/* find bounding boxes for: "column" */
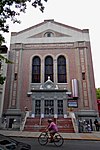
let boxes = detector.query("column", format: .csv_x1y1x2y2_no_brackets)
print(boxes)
41,98,44,118
31,96,35,118
63,98,67,118
54,58,57,83
54,98,58,118
41,58,44,83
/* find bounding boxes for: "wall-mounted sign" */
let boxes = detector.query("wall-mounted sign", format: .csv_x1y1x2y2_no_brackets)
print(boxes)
67,100,78,108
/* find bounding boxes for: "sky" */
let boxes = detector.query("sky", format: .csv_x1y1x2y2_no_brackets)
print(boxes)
3,0,100,88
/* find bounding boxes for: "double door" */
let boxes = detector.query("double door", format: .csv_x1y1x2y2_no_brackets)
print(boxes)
44,100,54,116
35,99,63,117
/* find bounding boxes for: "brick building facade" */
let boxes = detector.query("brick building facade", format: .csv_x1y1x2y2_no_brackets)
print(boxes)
3,19,98,129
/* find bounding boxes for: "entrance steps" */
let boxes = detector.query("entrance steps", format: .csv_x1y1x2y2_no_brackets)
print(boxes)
24,117,75,133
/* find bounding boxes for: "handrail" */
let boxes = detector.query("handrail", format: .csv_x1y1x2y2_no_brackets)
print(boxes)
69,112,78,133
20,111,30,131
40,117,42,125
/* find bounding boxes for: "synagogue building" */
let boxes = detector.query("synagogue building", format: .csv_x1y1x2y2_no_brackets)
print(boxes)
3,19,98,129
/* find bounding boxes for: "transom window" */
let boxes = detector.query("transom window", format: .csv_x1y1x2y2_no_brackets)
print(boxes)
57,55,67,83
32,56,41,83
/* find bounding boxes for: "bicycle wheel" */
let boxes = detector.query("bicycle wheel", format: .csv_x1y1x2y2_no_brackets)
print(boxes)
54,133,64,147
38,132,48,146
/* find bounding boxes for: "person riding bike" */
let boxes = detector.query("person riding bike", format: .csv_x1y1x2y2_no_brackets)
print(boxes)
46,119,58,143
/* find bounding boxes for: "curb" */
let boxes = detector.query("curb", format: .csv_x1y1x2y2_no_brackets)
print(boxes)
63,138,100,141
1,130,100,141
4,135,100,141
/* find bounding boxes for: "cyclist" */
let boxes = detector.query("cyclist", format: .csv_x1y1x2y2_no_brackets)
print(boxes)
46,119,58,143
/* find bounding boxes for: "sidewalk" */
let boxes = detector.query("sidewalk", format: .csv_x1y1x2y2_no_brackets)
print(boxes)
0,130,100,141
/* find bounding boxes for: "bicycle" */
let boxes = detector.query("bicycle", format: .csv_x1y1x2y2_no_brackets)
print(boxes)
38,131,64,147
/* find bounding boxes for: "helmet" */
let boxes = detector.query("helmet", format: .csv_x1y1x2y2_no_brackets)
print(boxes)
48,119,53,123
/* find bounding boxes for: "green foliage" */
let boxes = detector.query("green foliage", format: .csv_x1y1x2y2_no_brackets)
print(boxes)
0,50,14,85
0,34,5,45
0,0,48,45
0,54,13,64
0,54,12,85
0,75,6,85
0,0,47,84
96,88,100,99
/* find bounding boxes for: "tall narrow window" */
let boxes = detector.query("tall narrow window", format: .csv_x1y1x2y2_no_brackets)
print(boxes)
45,56,53,82
82,72,85,80
57,55,67,83
32,56,41,83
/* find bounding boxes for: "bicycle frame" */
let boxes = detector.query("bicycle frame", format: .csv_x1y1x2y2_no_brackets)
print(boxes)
38,131,64,147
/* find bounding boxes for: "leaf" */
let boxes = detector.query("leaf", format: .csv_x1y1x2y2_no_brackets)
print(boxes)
0,75,6,85
0,54,14,64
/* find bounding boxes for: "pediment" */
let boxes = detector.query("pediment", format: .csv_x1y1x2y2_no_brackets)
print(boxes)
40,76,58,90
28,29,71,38
11,19,89,44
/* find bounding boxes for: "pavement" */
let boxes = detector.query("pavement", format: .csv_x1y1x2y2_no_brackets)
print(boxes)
0,130,100,141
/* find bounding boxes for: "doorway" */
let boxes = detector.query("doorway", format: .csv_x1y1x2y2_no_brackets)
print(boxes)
44,100,54,117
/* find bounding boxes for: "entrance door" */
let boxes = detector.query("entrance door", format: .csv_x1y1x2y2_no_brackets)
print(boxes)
58,100,63,116
44,100,54,117
9,118,14,128
35,100,41,117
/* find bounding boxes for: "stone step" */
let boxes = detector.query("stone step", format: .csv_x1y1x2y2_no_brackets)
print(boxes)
24,117,75,133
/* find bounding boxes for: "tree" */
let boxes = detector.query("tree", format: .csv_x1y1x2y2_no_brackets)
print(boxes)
96,88,100,99
0,0,48,84
0,45,14,84
0,0,48,45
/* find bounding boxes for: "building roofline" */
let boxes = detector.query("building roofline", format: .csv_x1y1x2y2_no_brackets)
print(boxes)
11,19,89,36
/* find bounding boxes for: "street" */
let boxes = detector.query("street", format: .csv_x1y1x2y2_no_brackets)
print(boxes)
12,137,100,150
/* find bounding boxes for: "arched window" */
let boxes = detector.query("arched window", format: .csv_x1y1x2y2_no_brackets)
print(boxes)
57,55,67,83
44,32,54,37
45,56,53,82
32,56,41,83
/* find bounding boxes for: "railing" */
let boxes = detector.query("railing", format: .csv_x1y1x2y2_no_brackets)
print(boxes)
69,112,78,133
39,117,42,125
20,111,30,131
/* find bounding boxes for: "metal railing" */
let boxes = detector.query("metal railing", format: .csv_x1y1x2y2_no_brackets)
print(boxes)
20,111,30,131
69,112,78,133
